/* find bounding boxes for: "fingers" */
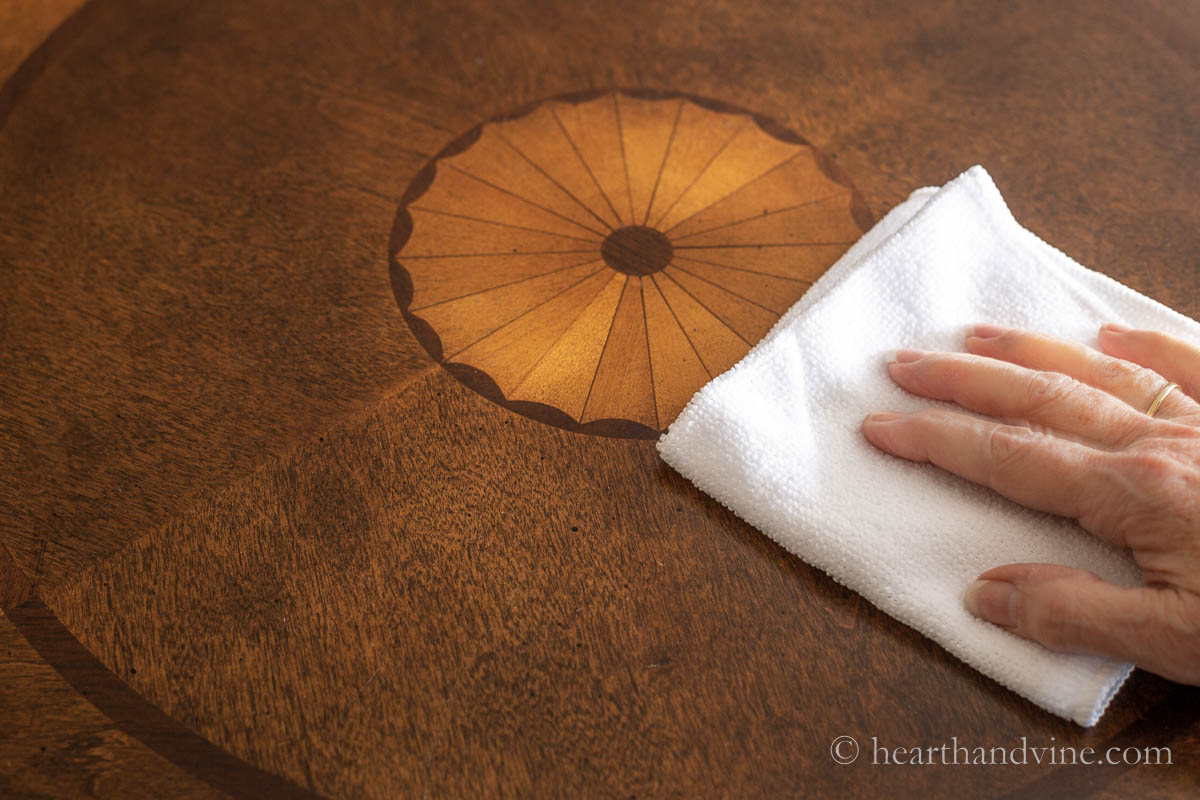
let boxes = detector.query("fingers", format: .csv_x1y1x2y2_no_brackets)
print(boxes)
885,349,1152,448
963,563,1200,685
861,408,1105,523
1097,324,1200,410
965,325,1199,421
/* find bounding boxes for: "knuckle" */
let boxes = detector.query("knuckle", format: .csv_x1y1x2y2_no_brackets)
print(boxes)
1170,596,1200,682
1174,416,1200,438
1023,588,1082,651
1116,450,1182,484
1127,592,1200,682
1032,615,1076,652
986,424,1037,479
1094,356,1144,386
1104,414,1149,451
1025,370,1076,411
1075,460,1128,534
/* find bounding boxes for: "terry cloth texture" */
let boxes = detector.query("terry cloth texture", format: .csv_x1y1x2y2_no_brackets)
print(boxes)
658,166,1200,726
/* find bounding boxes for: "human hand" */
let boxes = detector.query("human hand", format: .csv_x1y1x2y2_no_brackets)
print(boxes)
860,323,1200,684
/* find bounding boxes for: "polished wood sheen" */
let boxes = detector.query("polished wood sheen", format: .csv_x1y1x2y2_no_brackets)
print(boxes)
1,0,1199,797
393,90,866,435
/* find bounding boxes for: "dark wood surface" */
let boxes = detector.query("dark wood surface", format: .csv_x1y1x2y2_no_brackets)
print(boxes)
1,0,1198,796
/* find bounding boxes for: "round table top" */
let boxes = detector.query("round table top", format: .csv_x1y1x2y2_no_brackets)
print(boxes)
2,0,1198,797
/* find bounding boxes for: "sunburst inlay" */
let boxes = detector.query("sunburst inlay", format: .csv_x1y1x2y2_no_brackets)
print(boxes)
389,90,870,438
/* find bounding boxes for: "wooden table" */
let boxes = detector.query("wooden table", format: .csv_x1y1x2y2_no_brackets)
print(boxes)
2,0,1197,796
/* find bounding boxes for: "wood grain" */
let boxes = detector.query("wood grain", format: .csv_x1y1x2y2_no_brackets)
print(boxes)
0,4,251,796
662,265,778,343
581,276,656,426
644,277,714,423
0,0,84,85
2,0,1199,797
0,614,224,800
453,267,614,394
651,272,748,376
416,260,605,356
617,95,680,224
394,90,866,434
510,273,627,419
671,256,809,314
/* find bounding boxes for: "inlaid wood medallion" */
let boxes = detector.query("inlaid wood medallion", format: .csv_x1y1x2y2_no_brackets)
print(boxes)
389,89,871,438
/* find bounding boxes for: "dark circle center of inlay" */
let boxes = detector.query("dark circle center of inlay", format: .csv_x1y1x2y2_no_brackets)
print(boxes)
600,226,673,276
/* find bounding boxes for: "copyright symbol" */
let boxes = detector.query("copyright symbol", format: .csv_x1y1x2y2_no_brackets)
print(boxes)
830,735,859,765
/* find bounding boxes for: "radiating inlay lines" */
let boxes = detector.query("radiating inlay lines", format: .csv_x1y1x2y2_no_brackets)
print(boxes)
392,90,869,436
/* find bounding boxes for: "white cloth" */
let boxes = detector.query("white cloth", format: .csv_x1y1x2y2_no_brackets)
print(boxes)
657,166,1200,727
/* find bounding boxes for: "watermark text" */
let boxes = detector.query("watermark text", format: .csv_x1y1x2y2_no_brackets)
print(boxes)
829,736,1172,766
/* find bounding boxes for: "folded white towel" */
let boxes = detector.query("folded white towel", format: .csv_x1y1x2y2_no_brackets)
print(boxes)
658,166,1200,726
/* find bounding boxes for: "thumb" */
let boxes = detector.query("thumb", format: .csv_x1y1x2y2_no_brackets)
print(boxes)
963,563,1200,684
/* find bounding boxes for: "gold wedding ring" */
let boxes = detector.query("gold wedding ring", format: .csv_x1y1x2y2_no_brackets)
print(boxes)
1146,382,1180,418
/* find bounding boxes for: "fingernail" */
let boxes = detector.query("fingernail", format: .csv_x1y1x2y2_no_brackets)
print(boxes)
1101,322,1130,334
972,323,1011,339
963,579,1018,627
888,348,927,363
865,411,903,423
